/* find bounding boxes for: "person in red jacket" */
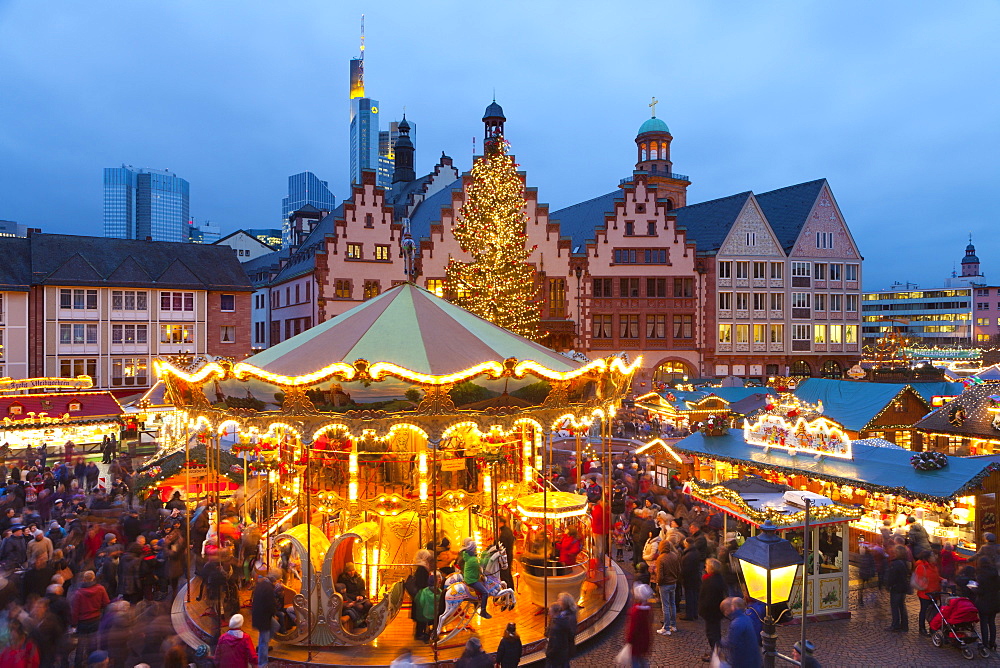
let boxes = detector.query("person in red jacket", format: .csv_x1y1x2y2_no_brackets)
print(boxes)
72,570,110,665
215,614,256,668
557,528,583,568
625,583,654,668
0,619,39,668
591,500,607,565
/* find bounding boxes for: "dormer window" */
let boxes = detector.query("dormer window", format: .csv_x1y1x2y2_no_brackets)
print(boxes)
8,403,23,416
67,401,82,413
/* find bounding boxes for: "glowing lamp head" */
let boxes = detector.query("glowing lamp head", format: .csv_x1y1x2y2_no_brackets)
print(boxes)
733,520,801,606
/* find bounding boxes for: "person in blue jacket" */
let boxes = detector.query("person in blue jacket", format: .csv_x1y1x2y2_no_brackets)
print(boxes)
721,597,762,668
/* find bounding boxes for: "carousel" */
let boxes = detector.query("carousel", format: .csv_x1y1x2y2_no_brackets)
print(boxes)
158,284,636,666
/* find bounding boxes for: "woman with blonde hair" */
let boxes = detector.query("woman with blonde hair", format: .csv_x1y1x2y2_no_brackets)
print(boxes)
410,548,434,641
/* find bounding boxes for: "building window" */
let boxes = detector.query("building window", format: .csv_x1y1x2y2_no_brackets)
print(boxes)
792,293,811,309
829,294,842,311
624,222,634,236
753,262,766,279
821,360,842,379
160,323,193,344
718,324,732,344
770,262,783,280
829,324,843,343
593,278,613,297
753,293,767,311
111,324,147,344
161,292,194,312
979,333,991,342
814,263,827,280
643,249,668,264
363,281,380,300
673,315,693,339
60,358,97,382
719,262,732,279
549,279,566,318
221,326,235,343
0,330,4,360
335,280,352,299
746,232,756,247
977,317,989,326
375,245,391,261
111,358,147,387
846,295,859,312
735,262,749,279
619,278,639,297
592,315,612,338
619,314,639,339
673,278,693,298
646,315,666,339
753,324,766,343
220,294,235,312
769,324,784,344
347,243,363,259
814,294,826,312
829,264,843,281
111,290,148,311
719,292,732,311
59,323,98,345
735,324,749,344
425,279,444,297
365,214,374,228
814,324,826,344
646,278,666,298
978,303,990,310
770,293,784,311
816,232,834,249
792,324,811,351
647,221,656,236
845,325,858,344
791,262,811,278
846,264,858,281
59,289,98,310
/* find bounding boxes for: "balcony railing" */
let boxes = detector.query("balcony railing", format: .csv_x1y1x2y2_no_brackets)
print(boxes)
620,171,690,186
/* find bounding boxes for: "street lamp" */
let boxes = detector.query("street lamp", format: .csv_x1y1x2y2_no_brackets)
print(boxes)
734,520,801,668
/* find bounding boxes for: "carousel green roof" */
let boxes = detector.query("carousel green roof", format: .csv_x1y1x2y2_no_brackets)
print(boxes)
245,283,581,378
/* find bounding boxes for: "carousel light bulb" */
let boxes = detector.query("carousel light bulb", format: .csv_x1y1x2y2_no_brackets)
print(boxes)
483,472,492,495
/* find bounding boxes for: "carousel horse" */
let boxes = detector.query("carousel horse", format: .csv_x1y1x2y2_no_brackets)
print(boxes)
435,544,517,642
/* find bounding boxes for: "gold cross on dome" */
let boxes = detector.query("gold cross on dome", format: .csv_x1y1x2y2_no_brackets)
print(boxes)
649,96,659,117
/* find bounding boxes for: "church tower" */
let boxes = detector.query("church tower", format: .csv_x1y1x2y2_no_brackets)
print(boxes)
962,236,983,278
483,100,505,143
391,115,416,184
632,98,690,209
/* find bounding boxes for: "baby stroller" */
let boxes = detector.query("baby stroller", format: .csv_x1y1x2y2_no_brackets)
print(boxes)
929,592,990,660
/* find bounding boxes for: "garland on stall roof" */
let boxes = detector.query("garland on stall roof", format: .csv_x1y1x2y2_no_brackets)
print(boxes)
135,444,244,491
911,451,949,471
669,443,1000,503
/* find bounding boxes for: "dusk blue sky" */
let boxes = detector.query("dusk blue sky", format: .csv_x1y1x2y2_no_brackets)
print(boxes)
2,2,998,290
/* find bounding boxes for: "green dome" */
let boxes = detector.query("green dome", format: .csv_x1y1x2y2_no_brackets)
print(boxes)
638,116,670,135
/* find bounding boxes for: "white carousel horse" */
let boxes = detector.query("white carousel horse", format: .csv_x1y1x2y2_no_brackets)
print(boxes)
435,545,517,642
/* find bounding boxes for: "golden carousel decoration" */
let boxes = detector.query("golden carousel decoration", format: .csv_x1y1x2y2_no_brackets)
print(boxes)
157,284,636,662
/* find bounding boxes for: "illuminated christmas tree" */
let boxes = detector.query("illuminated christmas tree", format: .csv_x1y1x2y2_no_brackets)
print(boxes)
444,137,540,339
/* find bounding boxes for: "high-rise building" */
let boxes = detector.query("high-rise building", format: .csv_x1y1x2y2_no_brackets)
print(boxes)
349,19,380,187
103,165,190,242
281,172,336,248
187,219,221,244
378,120,416,188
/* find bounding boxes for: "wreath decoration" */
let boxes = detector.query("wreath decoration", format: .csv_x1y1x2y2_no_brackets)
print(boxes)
910,451,948,471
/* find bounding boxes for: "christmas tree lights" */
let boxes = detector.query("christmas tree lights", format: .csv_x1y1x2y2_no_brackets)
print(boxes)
444,136,540,339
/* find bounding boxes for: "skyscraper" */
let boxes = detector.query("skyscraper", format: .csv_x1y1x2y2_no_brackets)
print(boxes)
103,165,190,242
378,119,417,188
280,172,337,248
349,17,379,187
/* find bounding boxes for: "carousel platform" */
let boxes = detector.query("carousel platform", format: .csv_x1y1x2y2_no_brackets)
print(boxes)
173,560,627,667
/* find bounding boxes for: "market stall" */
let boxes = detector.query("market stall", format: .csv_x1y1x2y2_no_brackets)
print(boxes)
0,390,123,458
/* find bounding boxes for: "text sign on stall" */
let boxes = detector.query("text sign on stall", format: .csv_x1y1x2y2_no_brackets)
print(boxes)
0,376,93,393
743,414,853,459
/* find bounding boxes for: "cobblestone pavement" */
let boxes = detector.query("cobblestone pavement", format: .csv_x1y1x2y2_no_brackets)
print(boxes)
570,577,1000,667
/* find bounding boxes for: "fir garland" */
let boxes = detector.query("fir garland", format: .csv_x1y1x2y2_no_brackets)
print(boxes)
135,444,244,491
910,451,949,471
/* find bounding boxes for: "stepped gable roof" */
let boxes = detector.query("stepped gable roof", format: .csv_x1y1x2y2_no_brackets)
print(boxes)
388,173,434,220
408,181,464,242
915,382,1000,440
669,191,753,254
272,205,343,285
0,238,31,291
245,283,580,379
753,178,827,252
28,233,251,290
793,378,930,432
548,190,621,249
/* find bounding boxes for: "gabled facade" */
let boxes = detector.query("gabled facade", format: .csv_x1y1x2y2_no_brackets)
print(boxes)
213,229,279,262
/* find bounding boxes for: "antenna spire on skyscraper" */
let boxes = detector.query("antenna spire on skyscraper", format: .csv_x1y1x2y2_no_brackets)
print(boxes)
360,14,365,60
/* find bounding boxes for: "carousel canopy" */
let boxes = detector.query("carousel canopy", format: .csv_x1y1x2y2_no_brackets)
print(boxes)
245,283,580,378
516,491,589,519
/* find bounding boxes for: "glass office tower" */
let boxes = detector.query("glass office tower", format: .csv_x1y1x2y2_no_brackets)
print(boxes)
350,97,380,186
280,172,337,248
103,166,189,242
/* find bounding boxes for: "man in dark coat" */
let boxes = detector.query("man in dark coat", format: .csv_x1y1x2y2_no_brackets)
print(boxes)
497,517,516,588
251,575,277,667
681,538,703,621
884,544,912,631
722,597,763,668
699,558,727,662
